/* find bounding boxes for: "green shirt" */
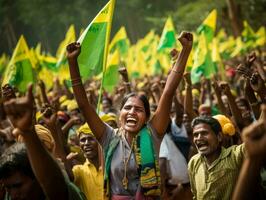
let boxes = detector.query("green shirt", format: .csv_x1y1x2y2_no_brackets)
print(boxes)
188,144,244,200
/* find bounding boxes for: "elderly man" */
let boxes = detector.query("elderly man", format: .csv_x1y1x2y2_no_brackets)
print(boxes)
188,116,244,200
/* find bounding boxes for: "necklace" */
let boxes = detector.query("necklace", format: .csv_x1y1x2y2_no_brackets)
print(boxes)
122,136,136,190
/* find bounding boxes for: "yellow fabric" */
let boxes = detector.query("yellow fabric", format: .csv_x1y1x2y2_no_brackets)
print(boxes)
100,113,116,123
137,82,145,89
109,26,128,50
61,99,71,108
36,111,43,122
188,144,244,200
213,114,235,136
202,9,217,30
182,88,200,97
77,113,117,137
59,95,67,104
77,123,93,137
192,89,200,97
73,160,105,200
67,100,78,111
35,124,55,152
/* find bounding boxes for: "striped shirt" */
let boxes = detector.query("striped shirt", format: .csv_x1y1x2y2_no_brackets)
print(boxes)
188,144,245,200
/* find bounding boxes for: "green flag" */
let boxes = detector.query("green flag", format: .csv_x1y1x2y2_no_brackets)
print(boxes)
103,50,120,93
196,10,217,43
56,25,76,68
191,9,217,84
77,0,115,79
152,58,163,75
2,36,35,92
230,37,245,57
157,17,176,51
109,26,130,56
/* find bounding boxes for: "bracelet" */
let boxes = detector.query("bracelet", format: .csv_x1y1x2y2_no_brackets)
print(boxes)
71,77,82,83
172,68,183,75
72,81,83,87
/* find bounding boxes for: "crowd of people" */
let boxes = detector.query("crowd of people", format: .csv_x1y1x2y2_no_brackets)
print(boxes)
0,30,266,200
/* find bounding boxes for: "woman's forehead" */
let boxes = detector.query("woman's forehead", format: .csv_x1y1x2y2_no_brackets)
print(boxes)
124,96,144,107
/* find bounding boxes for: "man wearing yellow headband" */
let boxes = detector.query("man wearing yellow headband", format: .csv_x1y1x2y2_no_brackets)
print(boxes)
188,116,244,200
72,123,105,200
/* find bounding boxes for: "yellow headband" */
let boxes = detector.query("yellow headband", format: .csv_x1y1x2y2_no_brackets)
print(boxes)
100,113,116,123
213,114,235,136
77,123,93,137
67,100,78,111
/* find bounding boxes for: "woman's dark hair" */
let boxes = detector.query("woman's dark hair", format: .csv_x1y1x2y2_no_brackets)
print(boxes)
120,93,151,119
191,116,222,135
0,143,35,180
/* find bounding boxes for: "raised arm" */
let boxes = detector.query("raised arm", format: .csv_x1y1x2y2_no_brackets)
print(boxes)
232,105,266,200
236,64,260,119
118,66,132,93
250,72,266,103
211,78,228,116
220,82,245,131
66,42,106,140
151,32,193,135
184,72,198,120
4,85,68,200
38,80,50,106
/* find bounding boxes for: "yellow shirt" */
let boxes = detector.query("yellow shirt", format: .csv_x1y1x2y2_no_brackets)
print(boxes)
188,144,245,200
73,160,105,200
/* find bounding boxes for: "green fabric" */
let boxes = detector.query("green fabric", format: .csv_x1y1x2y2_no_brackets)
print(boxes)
152,59,163,75
7,59,36,93
78,22,107,79
211,106,221,115
103,64,119,93
157,31,176,51
40,57,58,72
191,10,217,84
109,39,129,56
2,36,35,93
103,125,161,197
197,24,214,44
134,126,161,196
157,17,176,52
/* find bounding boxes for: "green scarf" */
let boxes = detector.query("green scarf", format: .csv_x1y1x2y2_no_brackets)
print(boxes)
103,125,161,197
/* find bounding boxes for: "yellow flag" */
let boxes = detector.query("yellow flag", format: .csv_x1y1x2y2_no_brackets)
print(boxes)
56,25,76,67
256,26,266,46
2,35,35,92
109,26,130,55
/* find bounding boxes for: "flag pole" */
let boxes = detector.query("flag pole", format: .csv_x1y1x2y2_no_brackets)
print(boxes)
96,0,116,114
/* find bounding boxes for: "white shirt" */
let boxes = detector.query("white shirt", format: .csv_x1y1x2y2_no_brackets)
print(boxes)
159,123,189,184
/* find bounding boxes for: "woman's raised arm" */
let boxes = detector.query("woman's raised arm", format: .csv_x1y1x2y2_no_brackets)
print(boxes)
67,42,106,140
151,32,193,136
